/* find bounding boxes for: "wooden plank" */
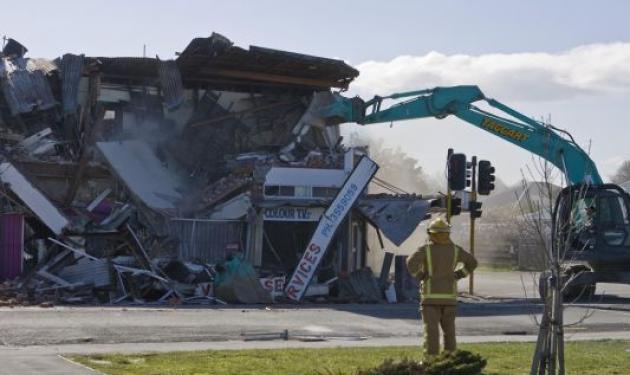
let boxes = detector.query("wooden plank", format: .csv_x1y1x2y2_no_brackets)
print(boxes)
63,150,90,206
14,160,111,180
200,68,346,89
63,93,104,206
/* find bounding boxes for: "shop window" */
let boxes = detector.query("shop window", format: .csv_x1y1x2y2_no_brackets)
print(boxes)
104,110,117,120
295,186,310,198
313,187,339,198
264,185,300,197
279,186,295,196
264,185,280,196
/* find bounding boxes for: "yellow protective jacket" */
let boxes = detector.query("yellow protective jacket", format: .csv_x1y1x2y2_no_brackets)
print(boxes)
406,241,477,305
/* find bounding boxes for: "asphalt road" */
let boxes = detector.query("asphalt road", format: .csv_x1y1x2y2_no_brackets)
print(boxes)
1,271,630,374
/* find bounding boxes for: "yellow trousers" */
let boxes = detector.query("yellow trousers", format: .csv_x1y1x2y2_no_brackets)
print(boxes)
421,304,457,356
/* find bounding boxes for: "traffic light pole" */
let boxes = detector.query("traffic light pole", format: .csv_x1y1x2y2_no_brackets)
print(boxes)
447,190,452,224
469,156,477,295
446,149,453,224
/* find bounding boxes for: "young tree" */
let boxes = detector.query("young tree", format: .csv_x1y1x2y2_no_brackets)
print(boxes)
518,156,598,375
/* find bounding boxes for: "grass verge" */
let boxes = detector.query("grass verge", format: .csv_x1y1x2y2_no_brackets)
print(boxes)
71,340,630,375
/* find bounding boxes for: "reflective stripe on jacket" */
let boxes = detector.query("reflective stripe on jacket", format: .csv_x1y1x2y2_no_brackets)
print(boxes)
406,242,478,306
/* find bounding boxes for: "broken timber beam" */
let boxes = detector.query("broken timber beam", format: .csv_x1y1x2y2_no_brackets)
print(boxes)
13,160,110,180
185,69,346,89
63,150,90,206
63,106,104,206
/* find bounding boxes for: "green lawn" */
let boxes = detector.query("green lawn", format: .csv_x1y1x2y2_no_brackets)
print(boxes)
71,340,630,375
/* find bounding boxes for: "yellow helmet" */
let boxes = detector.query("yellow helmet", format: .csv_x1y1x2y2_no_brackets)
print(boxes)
427,217,451,233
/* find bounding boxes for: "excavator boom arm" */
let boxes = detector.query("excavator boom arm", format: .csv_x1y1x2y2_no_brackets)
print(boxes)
324,85,602,185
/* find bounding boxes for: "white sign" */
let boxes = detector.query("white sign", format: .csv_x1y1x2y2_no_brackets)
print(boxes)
260,276,286,298
263,207,324,222
285,156,379,301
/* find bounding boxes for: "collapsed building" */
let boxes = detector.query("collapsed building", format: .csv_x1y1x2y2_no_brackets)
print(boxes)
0,34,428,305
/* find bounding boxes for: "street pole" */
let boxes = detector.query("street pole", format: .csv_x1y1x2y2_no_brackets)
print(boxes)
446,149,453,224
447,190,452,224
469,156,477,295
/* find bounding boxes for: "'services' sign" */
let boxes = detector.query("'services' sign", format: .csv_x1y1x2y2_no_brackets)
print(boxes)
260,276,286,299
284,156,378,301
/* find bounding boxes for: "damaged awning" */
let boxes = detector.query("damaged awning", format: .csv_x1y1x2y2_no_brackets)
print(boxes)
357,195,432,246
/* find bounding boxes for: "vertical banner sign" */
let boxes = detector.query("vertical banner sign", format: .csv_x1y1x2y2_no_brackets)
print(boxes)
285,156,379,301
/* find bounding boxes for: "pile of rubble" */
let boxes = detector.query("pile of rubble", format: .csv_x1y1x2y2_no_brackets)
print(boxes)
0,32,436,306
0,33,365,305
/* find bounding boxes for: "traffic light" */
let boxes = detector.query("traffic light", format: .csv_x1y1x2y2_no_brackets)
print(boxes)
478,160,496,195
448,153,467,191
450,197,462,216
469,201,482,219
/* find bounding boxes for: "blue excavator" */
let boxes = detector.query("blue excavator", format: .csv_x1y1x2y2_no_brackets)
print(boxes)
320,85,630,299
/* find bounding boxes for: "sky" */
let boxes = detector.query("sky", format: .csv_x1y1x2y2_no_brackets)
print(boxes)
3,0,630,185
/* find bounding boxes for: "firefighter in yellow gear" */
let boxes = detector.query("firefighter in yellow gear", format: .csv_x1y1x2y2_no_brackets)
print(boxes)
406,217,478,357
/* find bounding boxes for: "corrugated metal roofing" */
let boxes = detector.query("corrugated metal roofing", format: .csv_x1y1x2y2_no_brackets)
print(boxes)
0,57,57,115
59,54,85,114
158,59,184,110
96,140,188,211
58,256,111,287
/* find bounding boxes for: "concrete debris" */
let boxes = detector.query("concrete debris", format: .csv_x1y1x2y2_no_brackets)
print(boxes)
337,268,384,303
214,255,272,304
2,38,28,58
394,255,420,302
18,127,58,156
0,33,424,307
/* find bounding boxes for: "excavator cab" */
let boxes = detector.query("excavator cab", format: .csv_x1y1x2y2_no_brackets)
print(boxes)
550,184,630,299
556,184,630,260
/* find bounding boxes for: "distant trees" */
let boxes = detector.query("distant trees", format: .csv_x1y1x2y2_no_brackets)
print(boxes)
611,160,630,184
